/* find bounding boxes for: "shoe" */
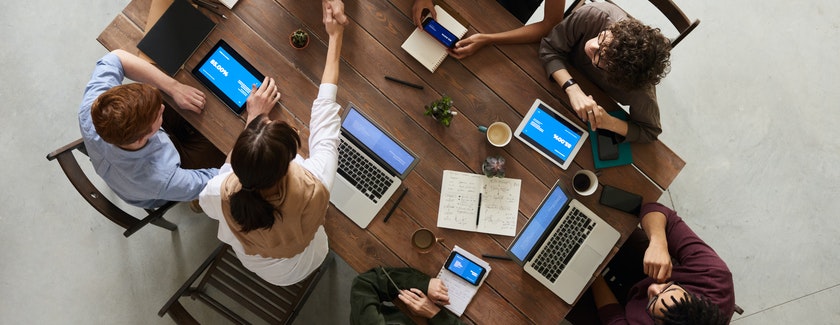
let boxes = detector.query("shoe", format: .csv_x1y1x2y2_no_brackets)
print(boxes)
189,199,203,213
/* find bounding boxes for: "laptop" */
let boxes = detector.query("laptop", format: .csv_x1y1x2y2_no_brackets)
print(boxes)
506,179,619,304
329,104,419,228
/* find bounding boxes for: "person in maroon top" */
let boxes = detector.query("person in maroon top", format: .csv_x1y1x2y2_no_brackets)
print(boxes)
573,202,734,324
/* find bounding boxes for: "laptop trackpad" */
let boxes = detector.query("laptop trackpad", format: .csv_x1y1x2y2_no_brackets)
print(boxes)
569,246,603,278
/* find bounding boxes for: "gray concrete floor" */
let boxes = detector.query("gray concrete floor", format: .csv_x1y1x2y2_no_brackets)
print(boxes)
1,0,838,324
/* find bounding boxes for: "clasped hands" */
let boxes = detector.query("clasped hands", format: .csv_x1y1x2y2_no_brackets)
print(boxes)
398,278,451,319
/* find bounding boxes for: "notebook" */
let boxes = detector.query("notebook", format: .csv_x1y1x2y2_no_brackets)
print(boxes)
329,104,419,228
137,0,216,76
436,246,490,316
506,179,619,304
514,99,589,170
401,5,468,73
589,110,633,169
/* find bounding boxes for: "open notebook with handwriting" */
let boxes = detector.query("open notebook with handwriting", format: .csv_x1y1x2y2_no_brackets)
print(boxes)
437,170,521,236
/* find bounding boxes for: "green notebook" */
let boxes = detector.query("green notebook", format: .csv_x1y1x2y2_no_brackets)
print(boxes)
589,110,632,169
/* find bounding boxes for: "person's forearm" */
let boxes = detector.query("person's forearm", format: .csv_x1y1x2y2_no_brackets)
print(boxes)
591,276,619,309
641,211,668,245
485,21,554,46
321,34,343,85
111,49,178,96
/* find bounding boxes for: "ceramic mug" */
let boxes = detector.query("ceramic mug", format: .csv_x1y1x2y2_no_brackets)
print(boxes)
478,122,512,147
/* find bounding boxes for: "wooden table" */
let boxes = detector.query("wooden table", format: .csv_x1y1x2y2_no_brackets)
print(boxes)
98,0,685,323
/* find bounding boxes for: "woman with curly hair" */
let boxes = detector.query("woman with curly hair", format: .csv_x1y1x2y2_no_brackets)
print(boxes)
540,2,671,143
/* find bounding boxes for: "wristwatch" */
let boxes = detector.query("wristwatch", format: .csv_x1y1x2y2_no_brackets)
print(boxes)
561,78,577,91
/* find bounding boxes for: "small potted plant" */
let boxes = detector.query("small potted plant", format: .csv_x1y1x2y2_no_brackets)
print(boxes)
424,95,457,127
482,156,506,178
289,29,309,50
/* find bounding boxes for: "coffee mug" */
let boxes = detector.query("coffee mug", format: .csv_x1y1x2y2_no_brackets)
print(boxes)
572,169,598,196
478,122,512,147
411,228,443,254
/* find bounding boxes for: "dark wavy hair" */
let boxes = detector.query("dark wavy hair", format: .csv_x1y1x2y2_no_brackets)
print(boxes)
654,292,728,325
601,19,671,90
229,114,300,232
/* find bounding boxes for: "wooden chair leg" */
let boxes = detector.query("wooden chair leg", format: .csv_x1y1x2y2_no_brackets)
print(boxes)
164,301,200,325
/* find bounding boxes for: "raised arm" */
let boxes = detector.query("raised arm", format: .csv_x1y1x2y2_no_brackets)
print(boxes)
110,49,206,113
322,4,344,85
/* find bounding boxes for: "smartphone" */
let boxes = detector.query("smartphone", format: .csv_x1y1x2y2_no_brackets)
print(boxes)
422,16,460,48
599,185,643,215
597,129,620,160
444,251,487,285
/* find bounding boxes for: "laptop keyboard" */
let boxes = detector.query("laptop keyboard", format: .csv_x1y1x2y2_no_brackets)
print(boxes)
531,207,595,283
337,139,394,203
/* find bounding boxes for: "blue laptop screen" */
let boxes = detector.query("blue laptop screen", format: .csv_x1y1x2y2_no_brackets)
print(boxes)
509,184,569,261
196,46,262,108
519,104,584,163
343,108,416,175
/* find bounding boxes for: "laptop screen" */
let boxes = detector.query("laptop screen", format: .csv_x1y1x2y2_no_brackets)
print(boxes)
508,182,570,263
518,103,584,164
343,107,416,175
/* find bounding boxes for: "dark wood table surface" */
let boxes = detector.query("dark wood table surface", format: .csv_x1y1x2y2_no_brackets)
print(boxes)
98,0,685,323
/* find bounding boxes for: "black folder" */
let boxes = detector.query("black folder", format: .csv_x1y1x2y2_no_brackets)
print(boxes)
137,0,216,76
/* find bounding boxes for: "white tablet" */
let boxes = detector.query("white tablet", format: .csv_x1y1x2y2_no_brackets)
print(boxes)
514,99,589,170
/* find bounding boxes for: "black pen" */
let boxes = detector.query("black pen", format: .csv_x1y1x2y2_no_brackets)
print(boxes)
194,0,228,19
482,254,512,261
385,76,424,90
383,188,408,223
475,193,482,226
195,0,219,9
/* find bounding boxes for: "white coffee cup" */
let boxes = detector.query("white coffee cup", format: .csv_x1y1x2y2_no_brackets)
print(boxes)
478,122,512,147
572,170,598,196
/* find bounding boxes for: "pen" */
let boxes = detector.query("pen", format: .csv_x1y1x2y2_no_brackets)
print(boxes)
194,0,228,19
194,0,219,9
482,254,512,261
475,193,482,226
385,76,424,90
383,187,408,223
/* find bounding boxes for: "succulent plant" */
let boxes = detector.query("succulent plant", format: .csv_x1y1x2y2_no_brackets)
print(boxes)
424,95,457,127
482,156,506,178
290,29,309,49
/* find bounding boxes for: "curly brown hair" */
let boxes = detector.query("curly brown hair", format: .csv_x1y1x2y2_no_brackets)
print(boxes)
91,83,163,146
600,19,671,90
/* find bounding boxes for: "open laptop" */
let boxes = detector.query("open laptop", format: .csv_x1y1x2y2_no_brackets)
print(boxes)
506,179,619,304
329,104,419,228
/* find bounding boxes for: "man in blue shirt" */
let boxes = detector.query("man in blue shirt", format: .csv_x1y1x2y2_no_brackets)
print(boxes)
78,50,223,209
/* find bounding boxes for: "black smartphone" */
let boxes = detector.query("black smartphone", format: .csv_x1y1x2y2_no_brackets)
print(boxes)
597,129,619,161
421,16,460,48
444,251,487,285
599,185,643,215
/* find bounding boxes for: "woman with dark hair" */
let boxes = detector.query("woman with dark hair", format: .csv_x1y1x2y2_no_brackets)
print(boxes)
198,4,345,286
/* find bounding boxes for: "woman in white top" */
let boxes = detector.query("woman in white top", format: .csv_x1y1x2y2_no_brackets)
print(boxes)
199,4,345,286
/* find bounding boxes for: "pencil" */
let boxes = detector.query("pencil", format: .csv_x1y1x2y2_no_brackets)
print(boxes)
383,188,408,223
482,254,512,261
385,76,424,90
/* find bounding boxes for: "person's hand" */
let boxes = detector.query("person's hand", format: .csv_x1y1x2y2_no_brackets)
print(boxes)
412,0,435,27
588,105,609,131
324,2,345,37
643,238,672,283
426,278,450,305
245,77,280,121
568,90,599,124
170,82,206,114
450,33,489,59
322,0,348,25
398,288,441,319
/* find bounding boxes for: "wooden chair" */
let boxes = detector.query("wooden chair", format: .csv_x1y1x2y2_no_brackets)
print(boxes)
158,243,333,324
46,138,177,237
564,0,700,48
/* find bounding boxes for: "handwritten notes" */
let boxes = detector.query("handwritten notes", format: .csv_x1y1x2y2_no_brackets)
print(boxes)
437,170,521,236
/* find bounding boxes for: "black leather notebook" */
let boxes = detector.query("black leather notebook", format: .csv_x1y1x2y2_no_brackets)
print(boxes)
137,0,216,76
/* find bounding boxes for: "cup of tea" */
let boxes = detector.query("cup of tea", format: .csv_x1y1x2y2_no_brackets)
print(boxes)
572,170,598,196
478,122,512,147
411,228,443,254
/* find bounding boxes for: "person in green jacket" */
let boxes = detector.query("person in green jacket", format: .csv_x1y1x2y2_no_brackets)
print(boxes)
350,267,464,325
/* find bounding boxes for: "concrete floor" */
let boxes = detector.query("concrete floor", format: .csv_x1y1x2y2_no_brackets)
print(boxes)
2,0,838,324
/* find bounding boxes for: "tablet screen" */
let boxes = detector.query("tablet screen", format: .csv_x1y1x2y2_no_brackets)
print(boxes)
192,40,264,114
514,100,588,170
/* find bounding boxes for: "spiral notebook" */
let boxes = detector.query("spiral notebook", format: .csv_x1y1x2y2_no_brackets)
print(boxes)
401,5,468,73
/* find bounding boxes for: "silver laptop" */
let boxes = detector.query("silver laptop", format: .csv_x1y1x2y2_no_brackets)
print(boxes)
329,103,418,228
506,179,619,304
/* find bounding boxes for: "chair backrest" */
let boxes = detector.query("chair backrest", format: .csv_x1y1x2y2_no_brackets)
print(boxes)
564,0,700,48
159,243,333,324
46,138,177,237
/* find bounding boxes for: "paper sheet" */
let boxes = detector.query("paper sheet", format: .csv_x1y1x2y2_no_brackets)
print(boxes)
436,246,491,316
437,170,520,236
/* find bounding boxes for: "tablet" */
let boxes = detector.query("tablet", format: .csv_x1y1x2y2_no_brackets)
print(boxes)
192,40,264,115
514,99,589,170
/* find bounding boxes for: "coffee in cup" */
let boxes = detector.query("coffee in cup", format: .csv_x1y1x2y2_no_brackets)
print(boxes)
478,122,512,147
572,170,598,196
411,228,441,253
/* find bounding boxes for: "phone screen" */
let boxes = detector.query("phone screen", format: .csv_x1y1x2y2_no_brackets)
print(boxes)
422,17,459,48
445,251,486,285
